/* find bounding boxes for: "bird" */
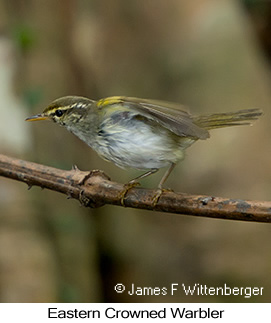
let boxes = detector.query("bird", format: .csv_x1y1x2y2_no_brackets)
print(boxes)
26,96,262,205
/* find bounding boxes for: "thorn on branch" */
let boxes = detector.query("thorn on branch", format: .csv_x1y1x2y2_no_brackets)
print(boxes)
72,164,79,170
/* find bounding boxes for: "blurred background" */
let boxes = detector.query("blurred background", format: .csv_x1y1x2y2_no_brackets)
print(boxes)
0,0,270,302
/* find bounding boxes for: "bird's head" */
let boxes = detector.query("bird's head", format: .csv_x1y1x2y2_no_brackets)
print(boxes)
26,96,95,127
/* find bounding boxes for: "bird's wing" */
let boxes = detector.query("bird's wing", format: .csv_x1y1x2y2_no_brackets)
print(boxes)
97,96,209,140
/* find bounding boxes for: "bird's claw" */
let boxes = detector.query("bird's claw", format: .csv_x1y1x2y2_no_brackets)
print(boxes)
119,181,140,206
151,188,173,207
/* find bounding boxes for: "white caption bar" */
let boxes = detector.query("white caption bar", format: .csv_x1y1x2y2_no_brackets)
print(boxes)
0,303,269,322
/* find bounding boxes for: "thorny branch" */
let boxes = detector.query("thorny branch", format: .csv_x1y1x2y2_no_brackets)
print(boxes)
0,154,270,223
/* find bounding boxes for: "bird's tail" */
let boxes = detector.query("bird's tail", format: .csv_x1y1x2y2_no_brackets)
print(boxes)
193,108,262,130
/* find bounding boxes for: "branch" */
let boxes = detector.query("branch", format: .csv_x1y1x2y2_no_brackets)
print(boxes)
0,154,270,223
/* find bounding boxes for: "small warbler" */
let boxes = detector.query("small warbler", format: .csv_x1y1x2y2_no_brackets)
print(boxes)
26,96,262,203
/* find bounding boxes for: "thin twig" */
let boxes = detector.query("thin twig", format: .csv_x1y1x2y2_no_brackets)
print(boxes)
0,154,270,223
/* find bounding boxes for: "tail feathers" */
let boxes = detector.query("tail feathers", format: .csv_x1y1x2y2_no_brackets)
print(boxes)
193,108,262,130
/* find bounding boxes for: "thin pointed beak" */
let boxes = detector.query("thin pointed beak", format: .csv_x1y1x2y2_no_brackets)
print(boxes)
25,113,49,122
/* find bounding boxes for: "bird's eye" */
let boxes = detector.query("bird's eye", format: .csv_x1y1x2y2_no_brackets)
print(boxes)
55,109,64,117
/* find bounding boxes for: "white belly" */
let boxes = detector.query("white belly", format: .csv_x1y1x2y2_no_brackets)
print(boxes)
93,123,186,170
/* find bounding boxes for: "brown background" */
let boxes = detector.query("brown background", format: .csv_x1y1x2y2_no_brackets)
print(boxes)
0,0,270,302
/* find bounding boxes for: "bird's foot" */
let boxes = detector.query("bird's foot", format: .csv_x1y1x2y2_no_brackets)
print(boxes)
119,181,140,206
151,188,173,207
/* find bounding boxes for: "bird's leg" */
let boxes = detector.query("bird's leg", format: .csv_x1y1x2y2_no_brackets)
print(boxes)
119,168,159,206
152,163,176,206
